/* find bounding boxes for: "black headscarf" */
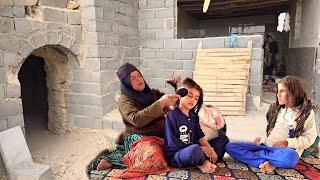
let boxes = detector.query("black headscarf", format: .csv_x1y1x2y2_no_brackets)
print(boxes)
117,63,155,108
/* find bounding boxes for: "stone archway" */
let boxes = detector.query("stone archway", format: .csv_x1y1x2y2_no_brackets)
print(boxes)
18,45,79,134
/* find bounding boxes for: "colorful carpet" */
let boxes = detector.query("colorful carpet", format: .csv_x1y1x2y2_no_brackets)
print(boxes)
91,146,319,180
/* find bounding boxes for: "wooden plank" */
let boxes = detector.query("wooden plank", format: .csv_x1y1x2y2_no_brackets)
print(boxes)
196,58,250,64
195,64,250,69
204,96,243,102
204,105,244,111
219,110,245,116
197,48,251,53
206,101,244,106
193,71,248,77
195,79,248,85
203,89,247,93
205,92,243,97
194,74,248,80
197,52,251,57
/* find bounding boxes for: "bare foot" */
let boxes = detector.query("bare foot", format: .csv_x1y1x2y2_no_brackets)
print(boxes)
197,160,217,173
216,162,225,168
97,159,113,170
253,137,262,145
259,161,276,174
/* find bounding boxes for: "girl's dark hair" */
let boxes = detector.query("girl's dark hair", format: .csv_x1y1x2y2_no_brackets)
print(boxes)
182,78,203,113
277,76,306,107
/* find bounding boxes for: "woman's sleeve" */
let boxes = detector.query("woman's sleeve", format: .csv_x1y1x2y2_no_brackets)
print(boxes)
118,95,165,128
287,110,317,149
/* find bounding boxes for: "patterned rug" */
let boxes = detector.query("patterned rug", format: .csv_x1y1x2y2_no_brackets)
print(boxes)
91,146,319,180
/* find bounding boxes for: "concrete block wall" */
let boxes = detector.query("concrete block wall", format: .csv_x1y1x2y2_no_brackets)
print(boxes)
139,35,264,111
138,0,263,111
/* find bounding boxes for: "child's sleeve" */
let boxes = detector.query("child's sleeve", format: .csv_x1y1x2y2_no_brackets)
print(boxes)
164,112,182,150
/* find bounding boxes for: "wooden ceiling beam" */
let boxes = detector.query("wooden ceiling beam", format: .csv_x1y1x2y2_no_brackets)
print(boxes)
178,0,289,10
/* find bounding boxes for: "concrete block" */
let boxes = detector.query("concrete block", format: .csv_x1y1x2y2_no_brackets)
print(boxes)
140,30,156,39
0,127,27,169
249,35,264,48
99,46,115,58
107,81,120,94
140,68,157,79
68,104,84,116
146,19,163,30
164,39,181,49
6,84,20,99
158,69,174,79
250,59,262,74
164,60,183,70
0,85,4,102
12,6,25,18
148,78,165,89
2,0,13,5
173,50,193,60
69,82,101,95
75,116,94,128
14,18,33,35
182,39,200,50
138,20,147,30
0,100,22,117
84,105,104,118
249,84,262,96
156,8,174,18
182,60,195,71
166,18,174,29
67,94,102,106
0,51,3,67
249,73,262,84
0,117,8,132
251,48,263,60
10,161,51,179
0,6,13,17
140,49,155,59
149,59,164,69
156,30,174,39
102,117,113,129
101,93,115,107
174,70,193,79
156,50,173,59
146,0,165,8
42,7,67,23
138,10,155,19
67,11,81,25
143,39,164,49
0,67,6,84
38,0,68,8
315,71,320,87
93,119,103,129
101,70,117,84
165,0,174,7
72,70,101,83
6,114,24,129
203,38,225,48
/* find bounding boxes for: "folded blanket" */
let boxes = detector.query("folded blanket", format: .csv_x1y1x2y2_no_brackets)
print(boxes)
112,136,171,179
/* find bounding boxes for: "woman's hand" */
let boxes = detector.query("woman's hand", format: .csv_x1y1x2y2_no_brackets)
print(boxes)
272,140,288,147
201,146,218,163
159,94,180,109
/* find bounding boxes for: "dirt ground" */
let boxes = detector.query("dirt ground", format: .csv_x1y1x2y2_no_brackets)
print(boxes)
0,102,271,180
26,127,118,180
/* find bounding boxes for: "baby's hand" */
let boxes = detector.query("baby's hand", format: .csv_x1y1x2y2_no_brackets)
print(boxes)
253,137,262,145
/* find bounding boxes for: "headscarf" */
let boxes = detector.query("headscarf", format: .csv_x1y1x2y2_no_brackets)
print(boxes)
117,63,155,108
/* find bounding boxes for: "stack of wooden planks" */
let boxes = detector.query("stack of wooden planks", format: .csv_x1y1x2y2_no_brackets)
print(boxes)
193,41,253,116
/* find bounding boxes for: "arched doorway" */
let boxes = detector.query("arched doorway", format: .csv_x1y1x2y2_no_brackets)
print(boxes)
18,45,79,135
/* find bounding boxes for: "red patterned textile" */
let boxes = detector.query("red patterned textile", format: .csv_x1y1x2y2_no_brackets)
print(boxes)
112,136,171,179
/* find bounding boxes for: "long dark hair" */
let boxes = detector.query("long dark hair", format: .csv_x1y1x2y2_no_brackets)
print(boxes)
277,76,306,108
182,78,203,114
